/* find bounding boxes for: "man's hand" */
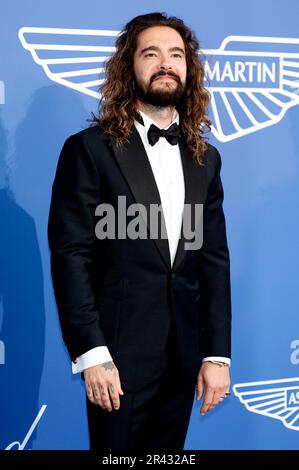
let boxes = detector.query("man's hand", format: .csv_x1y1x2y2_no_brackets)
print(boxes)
196,362,230,416
84,361,124,411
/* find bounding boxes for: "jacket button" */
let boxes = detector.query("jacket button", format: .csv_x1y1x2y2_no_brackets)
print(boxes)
171,272,176,279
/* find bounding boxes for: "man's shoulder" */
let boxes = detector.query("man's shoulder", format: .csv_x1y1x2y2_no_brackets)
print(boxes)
66,126,109,149
203,142,222,175
59,126,112,167
205,142,221,163
68,125,109,147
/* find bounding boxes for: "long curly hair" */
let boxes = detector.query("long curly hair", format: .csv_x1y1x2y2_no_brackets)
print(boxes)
89,12,211,165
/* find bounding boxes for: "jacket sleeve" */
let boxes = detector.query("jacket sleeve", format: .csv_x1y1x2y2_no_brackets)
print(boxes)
198,146,232,359
48,133,107,362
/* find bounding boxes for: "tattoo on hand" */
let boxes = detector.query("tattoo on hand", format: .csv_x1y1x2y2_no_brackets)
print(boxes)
101,361,114,371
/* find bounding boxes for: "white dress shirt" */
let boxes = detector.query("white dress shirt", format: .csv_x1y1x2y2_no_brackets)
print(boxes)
72,109,230,373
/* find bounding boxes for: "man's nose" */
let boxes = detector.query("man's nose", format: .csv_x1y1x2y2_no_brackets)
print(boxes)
159,65,172,72
158,55,172,71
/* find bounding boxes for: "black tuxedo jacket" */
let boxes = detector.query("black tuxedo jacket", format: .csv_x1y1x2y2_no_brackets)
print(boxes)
48,125,231,389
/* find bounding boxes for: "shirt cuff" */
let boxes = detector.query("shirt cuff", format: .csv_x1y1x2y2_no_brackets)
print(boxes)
202,356,231,367
72,346,113,374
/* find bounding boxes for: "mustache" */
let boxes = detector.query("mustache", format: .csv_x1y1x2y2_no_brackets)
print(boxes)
150,70,181,85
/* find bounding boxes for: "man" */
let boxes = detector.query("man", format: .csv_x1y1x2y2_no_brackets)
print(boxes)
48,12,232,451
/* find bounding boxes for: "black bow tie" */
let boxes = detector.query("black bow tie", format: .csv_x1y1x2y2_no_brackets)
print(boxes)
147,122,180,146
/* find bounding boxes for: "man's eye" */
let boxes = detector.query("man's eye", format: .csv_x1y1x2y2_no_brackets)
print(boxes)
172,54,182,58
145,53,156,57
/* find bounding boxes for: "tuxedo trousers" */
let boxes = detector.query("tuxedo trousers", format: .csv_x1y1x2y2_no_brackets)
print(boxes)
85,319,196,451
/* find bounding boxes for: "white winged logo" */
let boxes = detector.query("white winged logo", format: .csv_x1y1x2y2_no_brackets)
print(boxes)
233,377,299,431
18,28,299,142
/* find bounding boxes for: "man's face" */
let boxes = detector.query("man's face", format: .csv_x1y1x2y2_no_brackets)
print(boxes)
133,26,187,107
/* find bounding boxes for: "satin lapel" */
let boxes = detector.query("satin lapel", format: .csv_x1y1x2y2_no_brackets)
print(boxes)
171,138,208,272
109,127,171,270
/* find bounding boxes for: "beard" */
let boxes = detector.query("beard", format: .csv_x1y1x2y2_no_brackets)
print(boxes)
135,71,186,107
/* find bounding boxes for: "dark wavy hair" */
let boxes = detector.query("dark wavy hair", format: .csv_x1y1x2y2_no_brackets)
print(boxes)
89,12,211,165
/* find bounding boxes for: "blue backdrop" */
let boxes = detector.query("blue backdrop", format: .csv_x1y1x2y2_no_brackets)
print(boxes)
1,0,299,450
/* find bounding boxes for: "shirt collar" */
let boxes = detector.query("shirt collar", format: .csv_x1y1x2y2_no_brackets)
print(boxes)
134,108,180,143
